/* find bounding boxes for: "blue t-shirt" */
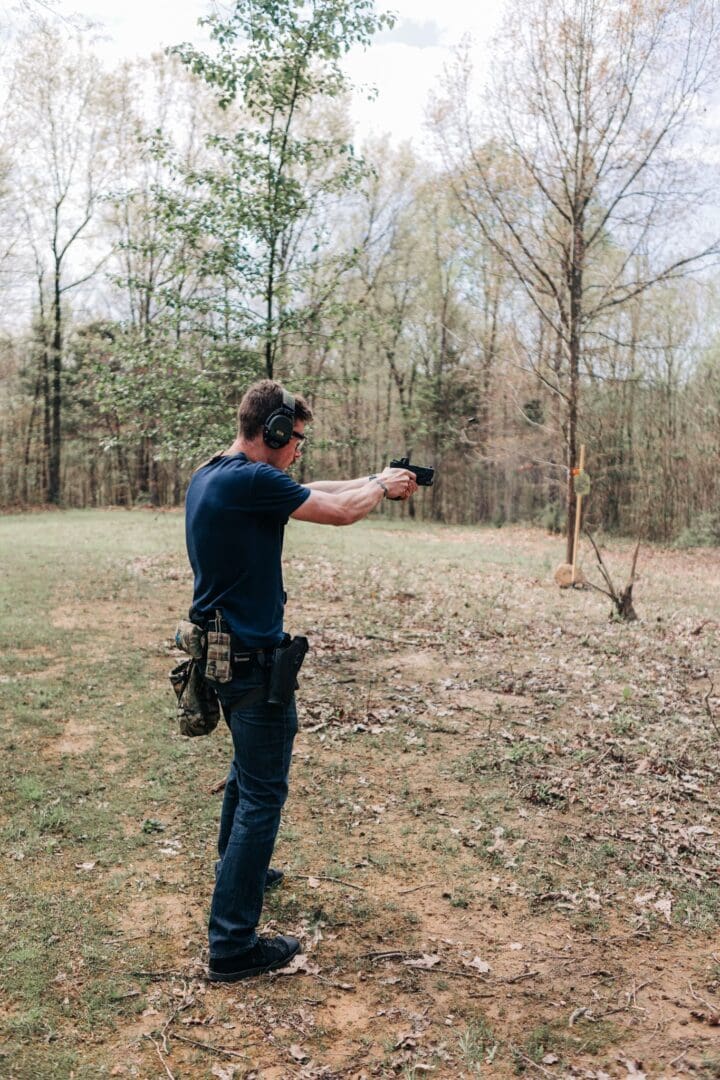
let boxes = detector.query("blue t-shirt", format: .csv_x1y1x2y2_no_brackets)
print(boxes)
185,453,310,647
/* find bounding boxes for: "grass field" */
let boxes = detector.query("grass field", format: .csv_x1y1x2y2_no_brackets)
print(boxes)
1,509,720,1079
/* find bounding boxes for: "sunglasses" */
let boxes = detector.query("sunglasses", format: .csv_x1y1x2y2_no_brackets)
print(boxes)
290,430,306,442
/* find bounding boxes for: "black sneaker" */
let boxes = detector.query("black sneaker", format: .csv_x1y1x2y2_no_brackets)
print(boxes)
265,867,284,890
208,935,300,983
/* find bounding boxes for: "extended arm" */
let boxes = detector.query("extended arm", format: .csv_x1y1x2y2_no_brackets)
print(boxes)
292,468,417,526
304,475,378,494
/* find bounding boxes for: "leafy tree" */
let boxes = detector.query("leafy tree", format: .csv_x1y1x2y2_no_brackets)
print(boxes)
166,0,394,378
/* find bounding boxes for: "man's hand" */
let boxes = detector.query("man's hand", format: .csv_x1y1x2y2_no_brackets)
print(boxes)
378,467,418,501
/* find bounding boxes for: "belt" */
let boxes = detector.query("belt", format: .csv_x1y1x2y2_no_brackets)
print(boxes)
192,615,282,666
232,649,273,669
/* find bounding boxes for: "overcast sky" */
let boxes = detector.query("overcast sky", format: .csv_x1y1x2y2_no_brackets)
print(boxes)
46,0,506,151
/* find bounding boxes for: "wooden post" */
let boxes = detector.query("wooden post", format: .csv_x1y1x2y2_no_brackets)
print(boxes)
571,443,585,585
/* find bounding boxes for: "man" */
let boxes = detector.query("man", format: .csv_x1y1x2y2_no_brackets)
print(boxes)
185,379,417,982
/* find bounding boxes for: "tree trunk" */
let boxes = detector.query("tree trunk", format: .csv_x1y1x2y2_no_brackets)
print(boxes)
48,267,63,504
564,223,583,563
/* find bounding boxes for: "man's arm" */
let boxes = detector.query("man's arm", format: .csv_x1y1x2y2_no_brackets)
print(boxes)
304,476,377,494
291,468,417,526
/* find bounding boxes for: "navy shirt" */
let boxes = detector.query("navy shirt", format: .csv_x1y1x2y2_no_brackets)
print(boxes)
185,453,310,647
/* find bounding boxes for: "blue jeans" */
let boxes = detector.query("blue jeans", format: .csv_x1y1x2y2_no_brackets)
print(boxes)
208,664,298,959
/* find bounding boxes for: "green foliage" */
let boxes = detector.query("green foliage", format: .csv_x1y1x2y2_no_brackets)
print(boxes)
539,502,565,534
522,398,543,425
161,0,394,376
92,327,260,466
458,1016,495,1068
674,512,720,549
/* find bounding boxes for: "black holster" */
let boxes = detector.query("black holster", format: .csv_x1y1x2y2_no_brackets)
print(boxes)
267,636,309,706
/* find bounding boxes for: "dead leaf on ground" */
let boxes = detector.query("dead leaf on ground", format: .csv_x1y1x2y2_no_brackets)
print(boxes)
211,1065,239,1080
690,1009,720,1026
617,1057,646,1078
403,953,441,969
464,957,492,973
275,954,320,977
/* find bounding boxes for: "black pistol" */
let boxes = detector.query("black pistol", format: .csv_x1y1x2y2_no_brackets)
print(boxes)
389,456,434,487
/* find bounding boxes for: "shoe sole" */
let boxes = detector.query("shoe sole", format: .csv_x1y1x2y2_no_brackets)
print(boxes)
208,940,300,983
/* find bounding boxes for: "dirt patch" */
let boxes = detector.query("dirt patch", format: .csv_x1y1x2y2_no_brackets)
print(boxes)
376,649,456,683
52,600,171,655
118,893,200,936
53,717,97,755
453,687,533,713
127,554,192,584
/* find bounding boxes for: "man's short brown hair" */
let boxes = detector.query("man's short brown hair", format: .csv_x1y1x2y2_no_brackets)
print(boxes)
237,379,313,440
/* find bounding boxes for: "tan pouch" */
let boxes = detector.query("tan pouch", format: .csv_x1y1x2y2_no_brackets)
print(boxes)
206,630,232,683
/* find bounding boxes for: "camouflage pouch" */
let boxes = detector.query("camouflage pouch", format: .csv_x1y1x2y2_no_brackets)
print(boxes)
205,610,232,683
169,658,220,738
174,619,205,659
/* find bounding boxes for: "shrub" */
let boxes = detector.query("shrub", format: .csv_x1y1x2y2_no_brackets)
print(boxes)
674,512,720,548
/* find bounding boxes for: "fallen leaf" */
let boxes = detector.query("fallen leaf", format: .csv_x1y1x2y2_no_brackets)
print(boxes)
690,1009,720,1026
75,861,96,872
465,957,491,973
653,896,673,924
403,953,441,969
289,1044,309,1062
617,1056,646,1078
306,876,321,889
211,1065,238,1080
275,953,320,977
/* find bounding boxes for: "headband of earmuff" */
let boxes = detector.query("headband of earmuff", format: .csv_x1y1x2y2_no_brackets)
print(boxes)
262,388,296,449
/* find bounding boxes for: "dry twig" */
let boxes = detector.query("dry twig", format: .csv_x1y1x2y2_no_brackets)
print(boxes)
144,1034,176,1080
501,969,541,984
130,970,187,979
508,1045,556,1077
703,679,720,741
584,529,640,620
169,1033,247,1059
689,981,717,1013
398,882,439,895
297,873,366,891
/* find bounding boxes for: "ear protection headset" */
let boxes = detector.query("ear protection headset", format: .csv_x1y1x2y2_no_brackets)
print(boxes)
262,387,297,449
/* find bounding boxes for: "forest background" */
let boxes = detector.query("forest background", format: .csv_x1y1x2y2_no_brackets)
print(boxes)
2,0,720,555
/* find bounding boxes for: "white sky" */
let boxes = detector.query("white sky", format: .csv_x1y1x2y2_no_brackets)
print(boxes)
46,0,506,151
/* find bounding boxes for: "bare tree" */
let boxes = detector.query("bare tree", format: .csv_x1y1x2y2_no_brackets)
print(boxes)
11,22,118,502
436,0,720,560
